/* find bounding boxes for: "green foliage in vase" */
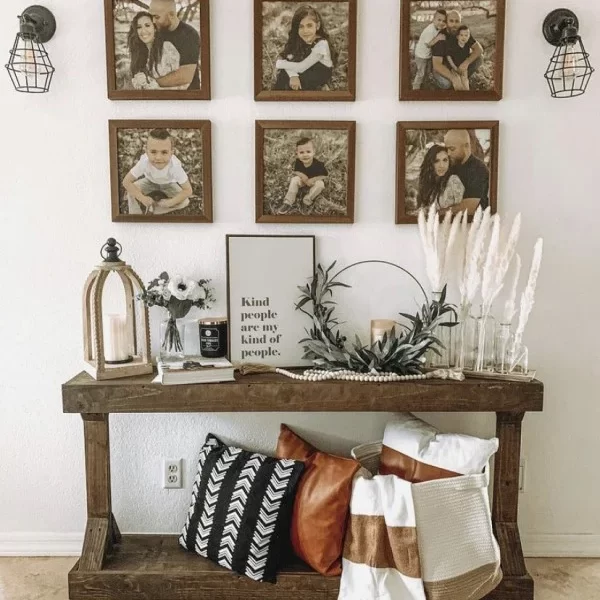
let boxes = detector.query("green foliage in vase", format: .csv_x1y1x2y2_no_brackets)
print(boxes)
296,262,457,375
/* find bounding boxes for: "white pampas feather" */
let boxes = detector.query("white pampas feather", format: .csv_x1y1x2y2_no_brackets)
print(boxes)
481,214,500,307
503,254,521,324
441,211,463,284
418,207,440,292
464,207,491,303
418,206,459,294
511,239,544,363
455,210,469,292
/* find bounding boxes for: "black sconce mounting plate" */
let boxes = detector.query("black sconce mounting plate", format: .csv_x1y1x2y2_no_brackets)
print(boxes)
22,5,56,43
543,8,578,46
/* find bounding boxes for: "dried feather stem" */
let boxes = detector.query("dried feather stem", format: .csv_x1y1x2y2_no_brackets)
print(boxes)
502,254,521,324
463,207,492,307
510,239,544,367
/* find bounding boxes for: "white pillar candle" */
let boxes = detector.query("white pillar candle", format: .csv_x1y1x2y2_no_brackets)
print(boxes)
103,314,129,362
370,319,396,345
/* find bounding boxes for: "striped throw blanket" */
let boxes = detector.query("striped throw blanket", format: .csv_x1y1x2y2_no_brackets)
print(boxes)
339,471,426,600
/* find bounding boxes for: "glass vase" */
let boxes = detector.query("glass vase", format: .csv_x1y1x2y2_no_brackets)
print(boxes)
494,323,512,374
427,291,452,369
474,308,496,372
456,309,477,370
160,316,185,361
508,339,529,375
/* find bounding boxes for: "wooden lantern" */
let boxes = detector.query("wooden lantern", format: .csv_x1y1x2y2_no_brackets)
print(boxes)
83,238,153,380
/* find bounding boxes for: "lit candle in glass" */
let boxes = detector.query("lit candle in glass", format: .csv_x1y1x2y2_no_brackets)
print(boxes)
370,319,396,345
103,314,130,363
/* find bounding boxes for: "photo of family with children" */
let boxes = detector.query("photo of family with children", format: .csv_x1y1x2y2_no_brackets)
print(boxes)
111,122,211,222
258,1,352,93
109,0,204,93
399,124,497,222
258,124,354,222
408,0,498,92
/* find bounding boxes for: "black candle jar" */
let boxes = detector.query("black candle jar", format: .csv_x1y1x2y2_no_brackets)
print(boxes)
198,318,228,358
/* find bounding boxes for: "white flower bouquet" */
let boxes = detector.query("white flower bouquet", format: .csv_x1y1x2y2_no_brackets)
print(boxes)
138,272,215,356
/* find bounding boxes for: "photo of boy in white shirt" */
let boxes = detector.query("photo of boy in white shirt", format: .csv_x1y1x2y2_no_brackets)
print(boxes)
413,9,447,89
123,129,193,215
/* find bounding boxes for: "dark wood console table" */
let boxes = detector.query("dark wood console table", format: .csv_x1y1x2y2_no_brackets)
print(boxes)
62,372,544,600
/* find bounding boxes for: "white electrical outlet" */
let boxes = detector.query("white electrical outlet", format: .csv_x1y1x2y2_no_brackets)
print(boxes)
519,459,526,493
163,459,183,489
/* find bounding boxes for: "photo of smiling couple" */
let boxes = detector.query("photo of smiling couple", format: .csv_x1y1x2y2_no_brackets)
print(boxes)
397,122,499,223
107,0,209,98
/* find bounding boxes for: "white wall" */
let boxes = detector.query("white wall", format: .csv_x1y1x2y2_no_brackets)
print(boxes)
1,0,599,555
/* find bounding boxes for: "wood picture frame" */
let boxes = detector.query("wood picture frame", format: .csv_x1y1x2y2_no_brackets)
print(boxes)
396,121,499,224
226,235,316,368
109,119,213,223
254,0,357,101
256,120,356,224
399,0,506,101
104,0,211,100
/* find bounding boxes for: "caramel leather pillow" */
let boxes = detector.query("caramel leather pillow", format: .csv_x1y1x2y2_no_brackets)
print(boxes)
276,424,360,576
380,413,499,482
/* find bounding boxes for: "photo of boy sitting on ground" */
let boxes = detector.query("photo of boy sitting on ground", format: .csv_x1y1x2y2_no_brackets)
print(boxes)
123,129,193,215
114,125,208,220
278,137,328,214
260,126,352,221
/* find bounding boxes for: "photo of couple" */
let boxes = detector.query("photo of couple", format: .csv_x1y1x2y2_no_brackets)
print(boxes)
106,0,210,99
110,120,213,223
256,121,355,223
401,0,505,100
396,122,499,224
256,0,357,100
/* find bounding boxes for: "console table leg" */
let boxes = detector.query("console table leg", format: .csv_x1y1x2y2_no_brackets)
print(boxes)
79,414,112,571
491,411,533,600
110,512,122,545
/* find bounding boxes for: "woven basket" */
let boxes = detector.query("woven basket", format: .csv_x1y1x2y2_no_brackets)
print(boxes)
350,441,502,600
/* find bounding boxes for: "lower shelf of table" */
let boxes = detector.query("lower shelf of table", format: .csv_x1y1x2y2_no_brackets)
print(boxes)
68,534,533,600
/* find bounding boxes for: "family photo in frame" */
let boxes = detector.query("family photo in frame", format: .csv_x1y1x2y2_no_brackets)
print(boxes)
104,0,211,100
255,120,356,224
400,0,505,101
254,0,357,101
396,121,499,224
109,120,213,223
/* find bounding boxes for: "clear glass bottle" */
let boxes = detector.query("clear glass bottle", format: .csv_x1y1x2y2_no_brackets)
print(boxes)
428,292,454,369
508,339,529,375
474,307,496,372
455,303,474,370
494,323,512,374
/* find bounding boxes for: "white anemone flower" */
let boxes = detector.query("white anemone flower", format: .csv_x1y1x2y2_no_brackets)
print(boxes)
187,281,207,302
167,275,195,301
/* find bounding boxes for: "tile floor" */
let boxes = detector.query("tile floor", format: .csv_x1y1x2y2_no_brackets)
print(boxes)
0,557,598,599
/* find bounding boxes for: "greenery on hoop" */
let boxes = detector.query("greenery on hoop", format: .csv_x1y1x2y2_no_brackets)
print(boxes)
295,261,457,375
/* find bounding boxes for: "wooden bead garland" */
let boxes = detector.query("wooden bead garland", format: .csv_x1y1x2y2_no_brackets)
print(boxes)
275,368,463,382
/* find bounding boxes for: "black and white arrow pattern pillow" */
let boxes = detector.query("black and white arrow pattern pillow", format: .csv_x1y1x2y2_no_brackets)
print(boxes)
179,433,305,583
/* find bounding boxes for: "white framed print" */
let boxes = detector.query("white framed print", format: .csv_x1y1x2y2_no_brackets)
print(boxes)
226,235,316,367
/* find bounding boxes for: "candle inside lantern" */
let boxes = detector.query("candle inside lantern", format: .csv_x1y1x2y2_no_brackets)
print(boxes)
103,314,130,363
371,319,396,345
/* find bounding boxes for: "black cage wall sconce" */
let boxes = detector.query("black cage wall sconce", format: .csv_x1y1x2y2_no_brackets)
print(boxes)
543,8,594,98
5,5,56,93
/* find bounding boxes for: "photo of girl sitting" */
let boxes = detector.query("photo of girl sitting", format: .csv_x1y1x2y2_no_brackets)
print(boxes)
273,4,338,91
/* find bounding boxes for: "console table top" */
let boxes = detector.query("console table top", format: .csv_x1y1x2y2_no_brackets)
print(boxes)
62,371,544,414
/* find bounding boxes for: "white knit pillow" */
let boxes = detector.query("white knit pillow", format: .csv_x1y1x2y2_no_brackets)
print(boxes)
382,413,498,475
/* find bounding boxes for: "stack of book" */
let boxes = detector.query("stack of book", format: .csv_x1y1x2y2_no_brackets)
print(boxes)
155,356,235,385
